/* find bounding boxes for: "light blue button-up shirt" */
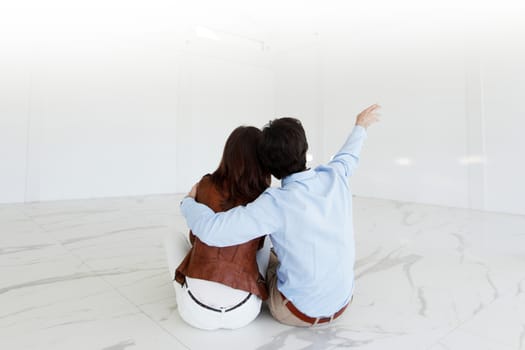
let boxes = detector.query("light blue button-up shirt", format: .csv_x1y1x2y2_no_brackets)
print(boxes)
181,125,367,317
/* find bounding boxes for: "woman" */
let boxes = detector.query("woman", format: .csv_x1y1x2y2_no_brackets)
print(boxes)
164,126,271,330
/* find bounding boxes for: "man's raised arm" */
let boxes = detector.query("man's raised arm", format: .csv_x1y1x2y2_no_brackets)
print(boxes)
180,190,282,247
328,104,380,177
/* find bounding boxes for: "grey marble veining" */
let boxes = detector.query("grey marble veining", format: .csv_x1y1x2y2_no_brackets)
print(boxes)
101,339,136,350
0,243,55,256
60,225,167,245
1,194,524,349
256,326,376,349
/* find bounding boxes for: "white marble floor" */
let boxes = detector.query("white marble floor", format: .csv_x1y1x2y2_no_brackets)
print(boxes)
1,194,524,350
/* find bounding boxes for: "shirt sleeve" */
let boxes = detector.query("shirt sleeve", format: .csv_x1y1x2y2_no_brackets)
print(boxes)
328,125,367,178
180,190,283,247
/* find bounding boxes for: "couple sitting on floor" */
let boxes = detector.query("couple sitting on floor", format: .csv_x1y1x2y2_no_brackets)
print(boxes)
165,104,380,330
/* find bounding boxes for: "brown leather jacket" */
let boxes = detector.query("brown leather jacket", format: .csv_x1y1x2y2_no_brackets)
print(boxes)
175,175,268,300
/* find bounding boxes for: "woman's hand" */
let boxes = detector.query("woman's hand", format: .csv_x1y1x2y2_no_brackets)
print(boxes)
355,104,381,129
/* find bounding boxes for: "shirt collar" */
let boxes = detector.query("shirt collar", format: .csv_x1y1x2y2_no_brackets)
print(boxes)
281,168,315,187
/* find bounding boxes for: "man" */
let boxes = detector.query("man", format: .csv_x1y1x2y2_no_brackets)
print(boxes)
180,104,380,326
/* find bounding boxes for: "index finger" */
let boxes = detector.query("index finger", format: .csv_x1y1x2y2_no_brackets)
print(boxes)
365,104,381,112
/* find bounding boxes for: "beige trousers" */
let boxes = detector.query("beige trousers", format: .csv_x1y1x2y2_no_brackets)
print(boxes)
266,252,351,327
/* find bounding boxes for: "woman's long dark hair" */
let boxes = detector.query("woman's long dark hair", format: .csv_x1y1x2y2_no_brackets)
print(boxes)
210,126,270,208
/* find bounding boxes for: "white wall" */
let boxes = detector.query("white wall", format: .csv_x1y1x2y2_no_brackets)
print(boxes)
0,45,274,202
23,37,182,202
0,1,276,203
175,53,274,192
321,42,470,209
1,1,524,215
481,34,525,215
271,33,525,215
272,42,323,171
0,45,29,203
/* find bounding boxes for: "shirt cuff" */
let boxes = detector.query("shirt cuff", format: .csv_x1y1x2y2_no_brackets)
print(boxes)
353,125,367,139
180,196,194,210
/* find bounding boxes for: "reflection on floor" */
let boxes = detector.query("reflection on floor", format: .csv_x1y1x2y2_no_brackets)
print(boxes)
1,194,524,350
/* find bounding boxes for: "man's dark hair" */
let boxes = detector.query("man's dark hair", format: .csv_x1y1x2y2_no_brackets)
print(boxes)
258,117,308,180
